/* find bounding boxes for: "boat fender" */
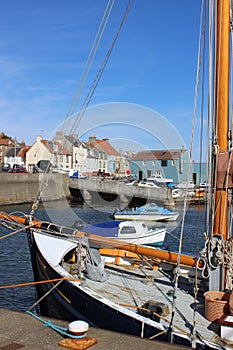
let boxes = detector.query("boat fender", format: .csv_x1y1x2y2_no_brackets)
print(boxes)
137,300,169,322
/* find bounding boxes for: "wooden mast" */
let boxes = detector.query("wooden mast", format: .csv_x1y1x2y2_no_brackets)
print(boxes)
213,0,230,239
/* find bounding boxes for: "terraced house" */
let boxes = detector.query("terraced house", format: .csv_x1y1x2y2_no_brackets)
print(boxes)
130,149,192,184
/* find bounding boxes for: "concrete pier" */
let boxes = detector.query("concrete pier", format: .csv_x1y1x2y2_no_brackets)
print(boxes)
0,308,189,350
69,177,168,204
0,173,169,206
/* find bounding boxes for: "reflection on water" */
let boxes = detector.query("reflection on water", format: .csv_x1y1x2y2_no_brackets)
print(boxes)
0,200,206,311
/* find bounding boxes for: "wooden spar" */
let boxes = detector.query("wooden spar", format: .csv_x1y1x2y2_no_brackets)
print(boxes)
0,212,198,268
77,232,198,267
213,0,230,240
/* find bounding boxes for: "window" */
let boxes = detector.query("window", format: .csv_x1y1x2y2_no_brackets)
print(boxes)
153,160,156,165
120,226,136,234
142,161,146,166
161,160,167,167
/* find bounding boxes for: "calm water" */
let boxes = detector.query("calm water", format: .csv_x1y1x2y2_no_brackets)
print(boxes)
0,199,206,312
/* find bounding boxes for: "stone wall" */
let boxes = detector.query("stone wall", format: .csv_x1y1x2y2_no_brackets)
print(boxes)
0,173,70,205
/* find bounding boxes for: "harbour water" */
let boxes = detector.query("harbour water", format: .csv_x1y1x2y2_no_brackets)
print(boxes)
0,199,206,312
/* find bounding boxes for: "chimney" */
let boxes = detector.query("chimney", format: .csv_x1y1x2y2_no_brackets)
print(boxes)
89,135,96,144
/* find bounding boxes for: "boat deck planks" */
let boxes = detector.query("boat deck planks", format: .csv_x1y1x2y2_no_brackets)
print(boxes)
84,265,225,347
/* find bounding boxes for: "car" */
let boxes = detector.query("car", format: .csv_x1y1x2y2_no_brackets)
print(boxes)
92,171,111,177
2,163,10,172
8,167,27,173
138,181,160,188
147,174,173,184
125,180,139,186
32,165,43,173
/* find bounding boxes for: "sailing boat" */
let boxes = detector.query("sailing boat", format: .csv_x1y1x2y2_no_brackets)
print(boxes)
0,0,233,349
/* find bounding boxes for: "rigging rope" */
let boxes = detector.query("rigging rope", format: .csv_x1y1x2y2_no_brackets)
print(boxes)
62,0,115,136
30,0,135,217
0,277,80,289
65,0,135,140
168,0,206,346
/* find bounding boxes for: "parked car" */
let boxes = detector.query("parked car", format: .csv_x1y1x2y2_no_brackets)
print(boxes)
92,171,111,177
8,167,27,173
1,163,10,172
32,165,43,173
147,174,173,184
125,180,139,186
138,181,160,188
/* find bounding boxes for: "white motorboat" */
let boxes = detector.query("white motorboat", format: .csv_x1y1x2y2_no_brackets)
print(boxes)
113,203,179,222
82,220,166,247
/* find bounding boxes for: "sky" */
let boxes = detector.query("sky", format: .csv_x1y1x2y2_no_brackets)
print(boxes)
0,0,203,160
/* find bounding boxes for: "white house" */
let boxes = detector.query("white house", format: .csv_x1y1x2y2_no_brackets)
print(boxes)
73,143,99,175
4,144,29,168
26,136,72,172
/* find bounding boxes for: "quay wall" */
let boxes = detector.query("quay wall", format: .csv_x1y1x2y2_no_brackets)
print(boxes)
0,174,171,207
0,173,70,206
69,177,168,204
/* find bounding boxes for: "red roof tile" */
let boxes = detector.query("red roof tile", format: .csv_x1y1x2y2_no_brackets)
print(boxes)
96,139,120,156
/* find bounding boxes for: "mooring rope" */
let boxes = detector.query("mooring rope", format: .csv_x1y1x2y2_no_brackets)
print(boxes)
0,277,80,289
26,310,87,339
0,223,35,240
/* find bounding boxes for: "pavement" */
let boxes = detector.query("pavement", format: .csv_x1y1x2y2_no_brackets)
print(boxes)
0,308,190,350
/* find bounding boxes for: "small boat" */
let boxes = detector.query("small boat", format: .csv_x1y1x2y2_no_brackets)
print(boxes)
81,220,166,246
113,203,179,222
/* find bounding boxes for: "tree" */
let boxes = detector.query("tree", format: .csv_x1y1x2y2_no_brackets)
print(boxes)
0,132,12,139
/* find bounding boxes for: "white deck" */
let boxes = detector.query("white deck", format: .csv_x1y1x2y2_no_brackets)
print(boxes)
84,264,229,349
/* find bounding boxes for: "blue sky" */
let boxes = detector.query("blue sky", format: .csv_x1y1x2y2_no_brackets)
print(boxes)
0,0,203,159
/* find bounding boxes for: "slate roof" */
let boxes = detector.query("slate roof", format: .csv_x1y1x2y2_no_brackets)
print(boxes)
132,149,185,161
41,140,71,155
5,147,22,157
5,146,31,158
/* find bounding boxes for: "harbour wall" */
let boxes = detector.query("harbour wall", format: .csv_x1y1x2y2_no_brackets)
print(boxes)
69,177,169,205
0,173,171,207
0,173,70,206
